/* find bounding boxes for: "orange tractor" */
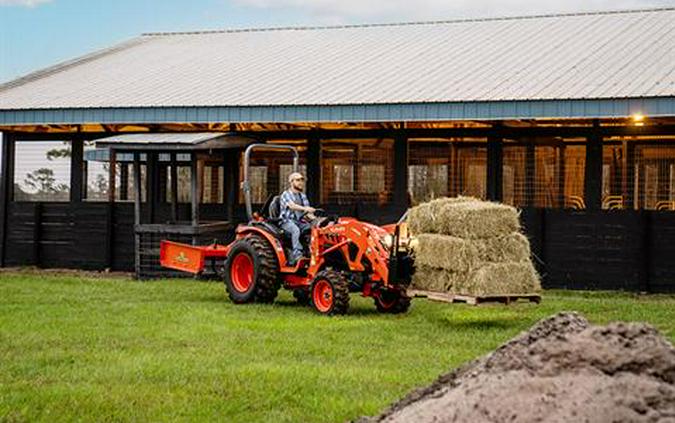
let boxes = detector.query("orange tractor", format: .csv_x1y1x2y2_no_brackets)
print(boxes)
160,144,415,315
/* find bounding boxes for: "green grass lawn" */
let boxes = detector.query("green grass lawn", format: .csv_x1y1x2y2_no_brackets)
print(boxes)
1,272,674,422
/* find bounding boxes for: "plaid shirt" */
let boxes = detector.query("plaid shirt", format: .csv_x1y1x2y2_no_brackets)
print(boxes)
279,189,310,222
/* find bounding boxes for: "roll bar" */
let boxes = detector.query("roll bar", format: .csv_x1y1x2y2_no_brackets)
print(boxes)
242,143,299,221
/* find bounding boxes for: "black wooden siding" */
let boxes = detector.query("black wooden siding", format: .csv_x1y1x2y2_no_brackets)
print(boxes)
2,202,674,293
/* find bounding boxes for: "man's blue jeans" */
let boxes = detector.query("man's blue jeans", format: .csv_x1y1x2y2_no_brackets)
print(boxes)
281,220,311,262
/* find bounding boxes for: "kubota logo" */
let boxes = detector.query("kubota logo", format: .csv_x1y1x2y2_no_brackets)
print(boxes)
175,252,190,264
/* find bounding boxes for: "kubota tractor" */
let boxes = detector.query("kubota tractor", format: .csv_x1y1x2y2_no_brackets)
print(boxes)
160,144,415,315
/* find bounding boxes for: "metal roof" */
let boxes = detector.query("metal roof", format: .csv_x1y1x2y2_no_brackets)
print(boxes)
1,8,674,124
94,132,255,150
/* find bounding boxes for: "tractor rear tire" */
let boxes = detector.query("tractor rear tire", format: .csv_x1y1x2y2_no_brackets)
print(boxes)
310,270,350,315
374,289,411,314
223,235,280,304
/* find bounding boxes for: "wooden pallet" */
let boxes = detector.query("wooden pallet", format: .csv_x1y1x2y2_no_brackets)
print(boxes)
407,289,541,305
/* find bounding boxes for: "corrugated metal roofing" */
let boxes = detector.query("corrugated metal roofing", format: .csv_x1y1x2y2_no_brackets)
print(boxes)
0,8,674,122
95,132,228,145
93,132,253,150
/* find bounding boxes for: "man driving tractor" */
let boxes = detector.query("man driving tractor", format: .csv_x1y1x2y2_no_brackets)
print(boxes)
279,172,316,265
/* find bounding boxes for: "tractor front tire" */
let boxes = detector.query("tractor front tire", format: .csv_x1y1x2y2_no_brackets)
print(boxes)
310,270,350,315
223,235,280,304
374,289,411,314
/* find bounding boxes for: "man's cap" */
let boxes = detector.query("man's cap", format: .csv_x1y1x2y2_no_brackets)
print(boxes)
288,172,305,183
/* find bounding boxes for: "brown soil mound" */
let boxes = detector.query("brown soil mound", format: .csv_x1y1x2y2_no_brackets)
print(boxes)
363,313,675,423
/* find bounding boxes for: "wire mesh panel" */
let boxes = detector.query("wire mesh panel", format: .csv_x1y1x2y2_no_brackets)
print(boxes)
601,136,675,210
408,139,487,205
635,144,675,211
408,140,450,204
563,145,586,209
455,145,487,199
321,139,394,205
502,140,585,209
502,144,527,206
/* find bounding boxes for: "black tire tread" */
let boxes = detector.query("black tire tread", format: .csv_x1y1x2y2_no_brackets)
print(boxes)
375,291,412,314
312,269,350,315
248,235,280,303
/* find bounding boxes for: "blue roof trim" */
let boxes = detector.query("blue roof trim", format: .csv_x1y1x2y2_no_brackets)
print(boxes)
0,97,673,125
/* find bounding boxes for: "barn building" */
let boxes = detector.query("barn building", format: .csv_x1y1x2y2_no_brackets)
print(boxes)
1,8,674,291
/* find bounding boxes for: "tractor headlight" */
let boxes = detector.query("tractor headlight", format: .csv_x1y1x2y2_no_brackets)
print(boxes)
382,234,394,250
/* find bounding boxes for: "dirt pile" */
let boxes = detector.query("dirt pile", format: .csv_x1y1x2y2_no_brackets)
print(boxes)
365,312,675,423
408,196,540,296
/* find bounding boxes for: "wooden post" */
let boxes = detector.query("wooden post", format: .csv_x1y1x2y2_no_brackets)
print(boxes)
393,131,409,208
70,139,84,203
486,136,503,202
0,133,15,267
170,153,178,222
108,149,116,203
556,144,566,209
224,151,238,222
623,140,635,210
119,164,129,201
306,135,321,205
146,152,157,224
584,121,603,211
191,153,200,228
448,143,459,197
133,153,142,278
525,141,536,207
106,148,116,269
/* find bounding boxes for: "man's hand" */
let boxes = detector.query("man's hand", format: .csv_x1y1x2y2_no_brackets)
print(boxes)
304,206,316,214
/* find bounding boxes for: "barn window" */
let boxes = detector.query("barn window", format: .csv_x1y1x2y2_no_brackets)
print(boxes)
601,136,675,210
13,140,71,202
501,139,586,209
321,139,393,205
408,138,487,205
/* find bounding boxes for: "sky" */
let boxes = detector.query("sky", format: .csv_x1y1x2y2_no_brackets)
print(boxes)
1,0,675,83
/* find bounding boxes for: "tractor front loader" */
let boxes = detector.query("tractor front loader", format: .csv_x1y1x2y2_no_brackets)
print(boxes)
160,144,415,315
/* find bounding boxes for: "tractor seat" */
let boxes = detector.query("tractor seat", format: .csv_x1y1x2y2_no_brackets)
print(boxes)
268,195,282,220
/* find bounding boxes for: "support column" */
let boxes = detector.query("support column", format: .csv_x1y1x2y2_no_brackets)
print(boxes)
70,139,84,203
393,131,409,208
584,121,603,211
190,153,201,228
119,164,129,201
133,153,142,278
170,153,178,222
525,141,536,207
146,152,157,224
224,152,238,222
556,144,566,209
623,140,635,210
486,136,503,202
0,133,15,267
306,135,321,205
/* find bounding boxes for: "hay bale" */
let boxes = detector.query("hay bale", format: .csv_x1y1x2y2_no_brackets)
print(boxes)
412,262,541,296
414,232,531,272
459,262,541,296
408,197,520,239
